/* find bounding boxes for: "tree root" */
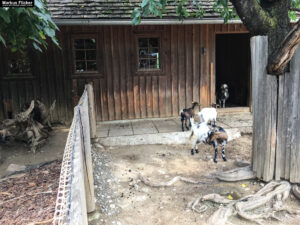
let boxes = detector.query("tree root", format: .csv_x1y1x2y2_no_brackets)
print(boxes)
187,181,300,225
292,184,300,200
215,165,256,182
138,174,208,187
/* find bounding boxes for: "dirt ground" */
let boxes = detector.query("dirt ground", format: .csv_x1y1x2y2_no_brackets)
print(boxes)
0,160,61,225
91,134,300,225
0,126,68,178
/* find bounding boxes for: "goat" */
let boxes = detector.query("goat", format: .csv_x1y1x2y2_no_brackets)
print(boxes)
189,118,228,163
189,117,210,155
218,84,229,108
180,101,199,131
197,103,218,126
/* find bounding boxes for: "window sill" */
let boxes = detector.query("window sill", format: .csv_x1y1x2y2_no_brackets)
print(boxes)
2,74,35,80
71,73,104,79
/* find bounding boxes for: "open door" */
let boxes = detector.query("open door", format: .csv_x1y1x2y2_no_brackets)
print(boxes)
216,33,251,107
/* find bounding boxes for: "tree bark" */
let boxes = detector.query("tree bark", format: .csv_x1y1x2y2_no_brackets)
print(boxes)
230,0,300,75
268,19,300,75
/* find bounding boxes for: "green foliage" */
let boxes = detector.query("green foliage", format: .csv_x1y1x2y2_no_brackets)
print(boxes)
132,0,299,25
0,0,59,53
132,0,238,25
289,0,300,21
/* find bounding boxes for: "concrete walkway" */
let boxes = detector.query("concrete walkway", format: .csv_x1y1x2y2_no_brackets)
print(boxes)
97,110,252,146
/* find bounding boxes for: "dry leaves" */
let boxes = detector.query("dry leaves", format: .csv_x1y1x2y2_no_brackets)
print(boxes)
0,160,61,225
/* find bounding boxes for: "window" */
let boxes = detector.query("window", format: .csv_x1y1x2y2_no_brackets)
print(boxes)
73,38,98,74
7,50,31,75
134,31,165,76
138,37,160,70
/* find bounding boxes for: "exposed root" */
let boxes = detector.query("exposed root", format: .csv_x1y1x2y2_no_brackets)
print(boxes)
215,165,256,182
234,160,250,167
138,175,207,187
292,184,300,200
187,181,299,225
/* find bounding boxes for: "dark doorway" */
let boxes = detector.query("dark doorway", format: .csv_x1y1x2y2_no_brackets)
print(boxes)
216,33,251,107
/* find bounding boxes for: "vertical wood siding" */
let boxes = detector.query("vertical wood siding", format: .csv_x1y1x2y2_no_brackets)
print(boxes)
0,24,247,122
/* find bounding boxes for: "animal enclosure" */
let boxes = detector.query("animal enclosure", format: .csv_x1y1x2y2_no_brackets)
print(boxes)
0,24,249,123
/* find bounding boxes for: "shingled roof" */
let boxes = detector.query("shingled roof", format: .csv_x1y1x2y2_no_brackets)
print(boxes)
47,0,299,25
47,0,233,24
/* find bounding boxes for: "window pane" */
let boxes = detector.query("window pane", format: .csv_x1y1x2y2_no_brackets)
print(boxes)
139,59,148,69
139,48,148,57
87,61,97,71
86,50,96,60
73,37,98,73
75,51,85,60
137,37,160,71
149,59,159,69
138,38,148,48
85,39,96,49
8,51,31,74
149,38,159,47
76,61,86,72
74,39,84,49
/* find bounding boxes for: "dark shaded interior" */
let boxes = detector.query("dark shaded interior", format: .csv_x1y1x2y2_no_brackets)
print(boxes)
216,33,251,107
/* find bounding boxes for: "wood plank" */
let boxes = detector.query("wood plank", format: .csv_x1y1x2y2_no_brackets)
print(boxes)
192,25,200,104
287,46,300,182
100,78,108,121
275,75,285,180
164,26,172,117
125,26,135,119
178,25,186,111
118,26,128,119
104,26,115,120
133,76,141,118
152,76,159,117
185,25,193,106
171,25,179,116
159,76,166,117
146,76,153,117
111,26,121,120
200,24,208,107
209,24,216,104
139,76,146,118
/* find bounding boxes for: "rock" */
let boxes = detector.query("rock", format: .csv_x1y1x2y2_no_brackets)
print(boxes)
260,183,265,187
6,164,26,173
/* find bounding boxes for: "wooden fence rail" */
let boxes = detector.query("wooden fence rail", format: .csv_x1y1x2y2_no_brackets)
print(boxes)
53,84,96,225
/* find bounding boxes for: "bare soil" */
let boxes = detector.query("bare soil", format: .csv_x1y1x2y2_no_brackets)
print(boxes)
0,126,68,178
91,135,300,225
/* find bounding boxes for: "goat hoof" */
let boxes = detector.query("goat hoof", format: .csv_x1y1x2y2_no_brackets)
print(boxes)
223,157,227,161
213,158,218,163
195,149,199,154
191,149,194,155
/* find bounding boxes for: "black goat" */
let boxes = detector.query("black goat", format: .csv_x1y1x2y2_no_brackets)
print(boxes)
218,84,229,108
180,101,199,131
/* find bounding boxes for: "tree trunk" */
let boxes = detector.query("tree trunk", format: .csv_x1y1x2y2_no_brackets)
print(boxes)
230,0,299,75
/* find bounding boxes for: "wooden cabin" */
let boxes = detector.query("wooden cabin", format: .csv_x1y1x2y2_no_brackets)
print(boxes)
0,1,251,123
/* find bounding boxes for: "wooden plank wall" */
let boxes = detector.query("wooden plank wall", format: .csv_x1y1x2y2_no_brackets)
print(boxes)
0,23,247,122
0,31,73,123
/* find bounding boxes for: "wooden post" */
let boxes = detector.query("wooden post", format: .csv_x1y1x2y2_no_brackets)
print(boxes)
251,36,300,183
85,83,97,139
79,90,96,213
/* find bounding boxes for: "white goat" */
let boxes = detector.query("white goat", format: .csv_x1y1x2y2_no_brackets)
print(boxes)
197,107,217,125
189,117,228,163
189,117,210,155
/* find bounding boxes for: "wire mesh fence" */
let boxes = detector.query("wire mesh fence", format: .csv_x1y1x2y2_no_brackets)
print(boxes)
53,85,95,225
